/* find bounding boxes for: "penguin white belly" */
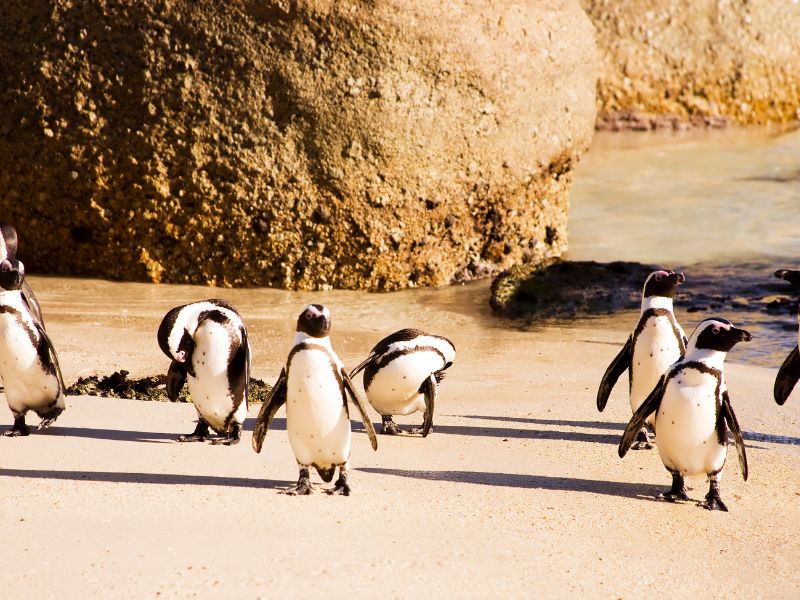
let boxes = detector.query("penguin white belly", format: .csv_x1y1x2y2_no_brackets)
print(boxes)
187,321,238,433
286,348,351,468
655,373,726,478
631,317,682,424
0,314,59,414
367,351,442,415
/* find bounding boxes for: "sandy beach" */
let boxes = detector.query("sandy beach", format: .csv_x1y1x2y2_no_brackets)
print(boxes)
1,276,798,599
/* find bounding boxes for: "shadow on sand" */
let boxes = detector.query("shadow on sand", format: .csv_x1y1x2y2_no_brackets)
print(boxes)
0,468,290,489
358,467,664,501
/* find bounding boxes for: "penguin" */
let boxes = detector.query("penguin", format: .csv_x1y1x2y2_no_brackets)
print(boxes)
349,328,455,436
157,299,250,445
0,223,44,327
0,258,66,436
619,318,750,511
252,304,377,495
773,269,800,405
597,270,687,449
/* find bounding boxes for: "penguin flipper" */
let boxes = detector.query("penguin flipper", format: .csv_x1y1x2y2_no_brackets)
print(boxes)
22,279,45,328
252,369,287,454
421,373,436,437
228,326,250,410
597,336,632,412
619,375,665,458
166,361,187,402
721,390,748,481
342,370,378,451
349,353,377,379
774,345,800,406
34,323,65,395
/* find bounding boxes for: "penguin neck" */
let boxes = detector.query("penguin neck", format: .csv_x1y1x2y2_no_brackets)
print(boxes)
0,288,23,304
641,295,674,313
684,347,728,371
294,331,332,350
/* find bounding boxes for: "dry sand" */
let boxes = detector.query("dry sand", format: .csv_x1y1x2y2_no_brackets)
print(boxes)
1,277,798,598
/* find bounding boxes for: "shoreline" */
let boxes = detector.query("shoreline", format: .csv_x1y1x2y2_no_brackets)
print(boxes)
1,277,799,598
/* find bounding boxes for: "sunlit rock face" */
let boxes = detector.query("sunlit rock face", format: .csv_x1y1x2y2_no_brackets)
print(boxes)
0,0,596,290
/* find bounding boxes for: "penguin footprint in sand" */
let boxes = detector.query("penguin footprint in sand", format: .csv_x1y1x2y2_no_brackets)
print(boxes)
597,270,687,450
252,305,377,496
0,259,65,436
773,269,800,405
157,299,251,445
350,328,455,436
619,318,750,512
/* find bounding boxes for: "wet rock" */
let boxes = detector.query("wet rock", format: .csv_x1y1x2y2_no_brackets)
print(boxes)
584,1,800,127
490,260,655,319
0,0,597,291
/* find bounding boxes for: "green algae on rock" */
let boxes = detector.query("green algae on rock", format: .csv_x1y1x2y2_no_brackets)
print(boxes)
67,370,272,403
490,260,655,320
0,0,597,290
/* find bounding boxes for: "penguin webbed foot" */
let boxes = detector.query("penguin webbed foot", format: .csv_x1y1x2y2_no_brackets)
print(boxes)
657,472,689,502
701,481,728,512
409,424,434,436
325,475,351,496
176,418,210,443
630,427,654,450
3,415,31,437
285,468,314,496
380,416,404,436
208,426,241,446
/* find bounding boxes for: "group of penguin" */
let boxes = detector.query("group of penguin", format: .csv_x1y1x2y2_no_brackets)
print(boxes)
0,223,456,495
598,269,800,511
2,224,799,504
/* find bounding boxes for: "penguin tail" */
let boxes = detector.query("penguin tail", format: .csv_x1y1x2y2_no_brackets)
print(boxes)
315,465,336,483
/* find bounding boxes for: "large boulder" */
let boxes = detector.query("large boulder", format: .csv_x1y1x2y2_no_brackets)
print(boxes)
584,0,800,128
0,0,596,289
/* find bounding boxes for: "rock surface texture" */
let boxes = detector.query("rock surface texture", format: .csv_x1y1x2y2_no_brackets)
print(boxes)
0,0,597,289
583,0,800,129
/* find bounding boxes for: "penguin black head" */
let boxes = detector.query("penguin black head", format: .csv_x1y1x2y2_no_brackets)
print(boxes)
643,270,685,299
0,258,24,291
297,304,331,338
693,318,752,353
0,223,18,261
775,269,800,292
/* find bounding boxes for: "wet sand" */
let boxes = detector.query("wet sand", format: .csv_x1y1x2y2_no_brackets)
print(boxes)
1,277,799,598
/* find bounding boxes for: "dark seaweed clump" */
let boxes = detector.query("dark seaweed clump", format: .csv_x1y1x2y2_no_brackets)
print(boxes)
66,370,272,403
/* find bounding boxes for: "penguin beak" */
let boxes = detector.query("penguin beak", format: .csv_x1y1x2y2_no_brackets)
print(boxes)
730,327,752,343
775,269,800,290
672,272,685,285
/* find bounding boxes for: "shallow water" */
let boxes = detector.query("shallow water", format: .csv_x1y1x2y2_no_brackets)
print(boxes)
568,127,800,367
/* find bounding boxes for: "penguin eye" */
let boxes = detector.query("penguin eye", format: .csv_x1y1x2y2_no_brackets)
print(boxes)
712,327,720,335
654,274,663,281
305,312,313,320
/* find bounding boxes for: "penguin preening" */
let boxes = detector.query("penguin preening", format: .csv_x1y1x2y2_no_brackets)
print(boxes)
619,318,750,511
773,269,800,405
157,299,251,445
597,270,687,449
349,328,455,436
0,223,44,327
0,258,66,436
252,304,377,496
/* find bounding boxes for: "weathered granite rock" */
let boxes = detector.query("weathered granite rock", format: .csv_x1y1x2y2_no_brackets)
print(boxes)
0,0,597,289
583,0,800,128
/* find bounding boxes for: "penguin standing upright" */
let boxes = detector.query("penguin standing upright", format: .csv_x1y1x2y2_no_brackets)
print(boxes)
252,304,377,495
0,223,44,326
619,318,750,511
597,270,687,449
349,328,455,436
0,258,65,436
773,269,800,405
157,299,250,445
